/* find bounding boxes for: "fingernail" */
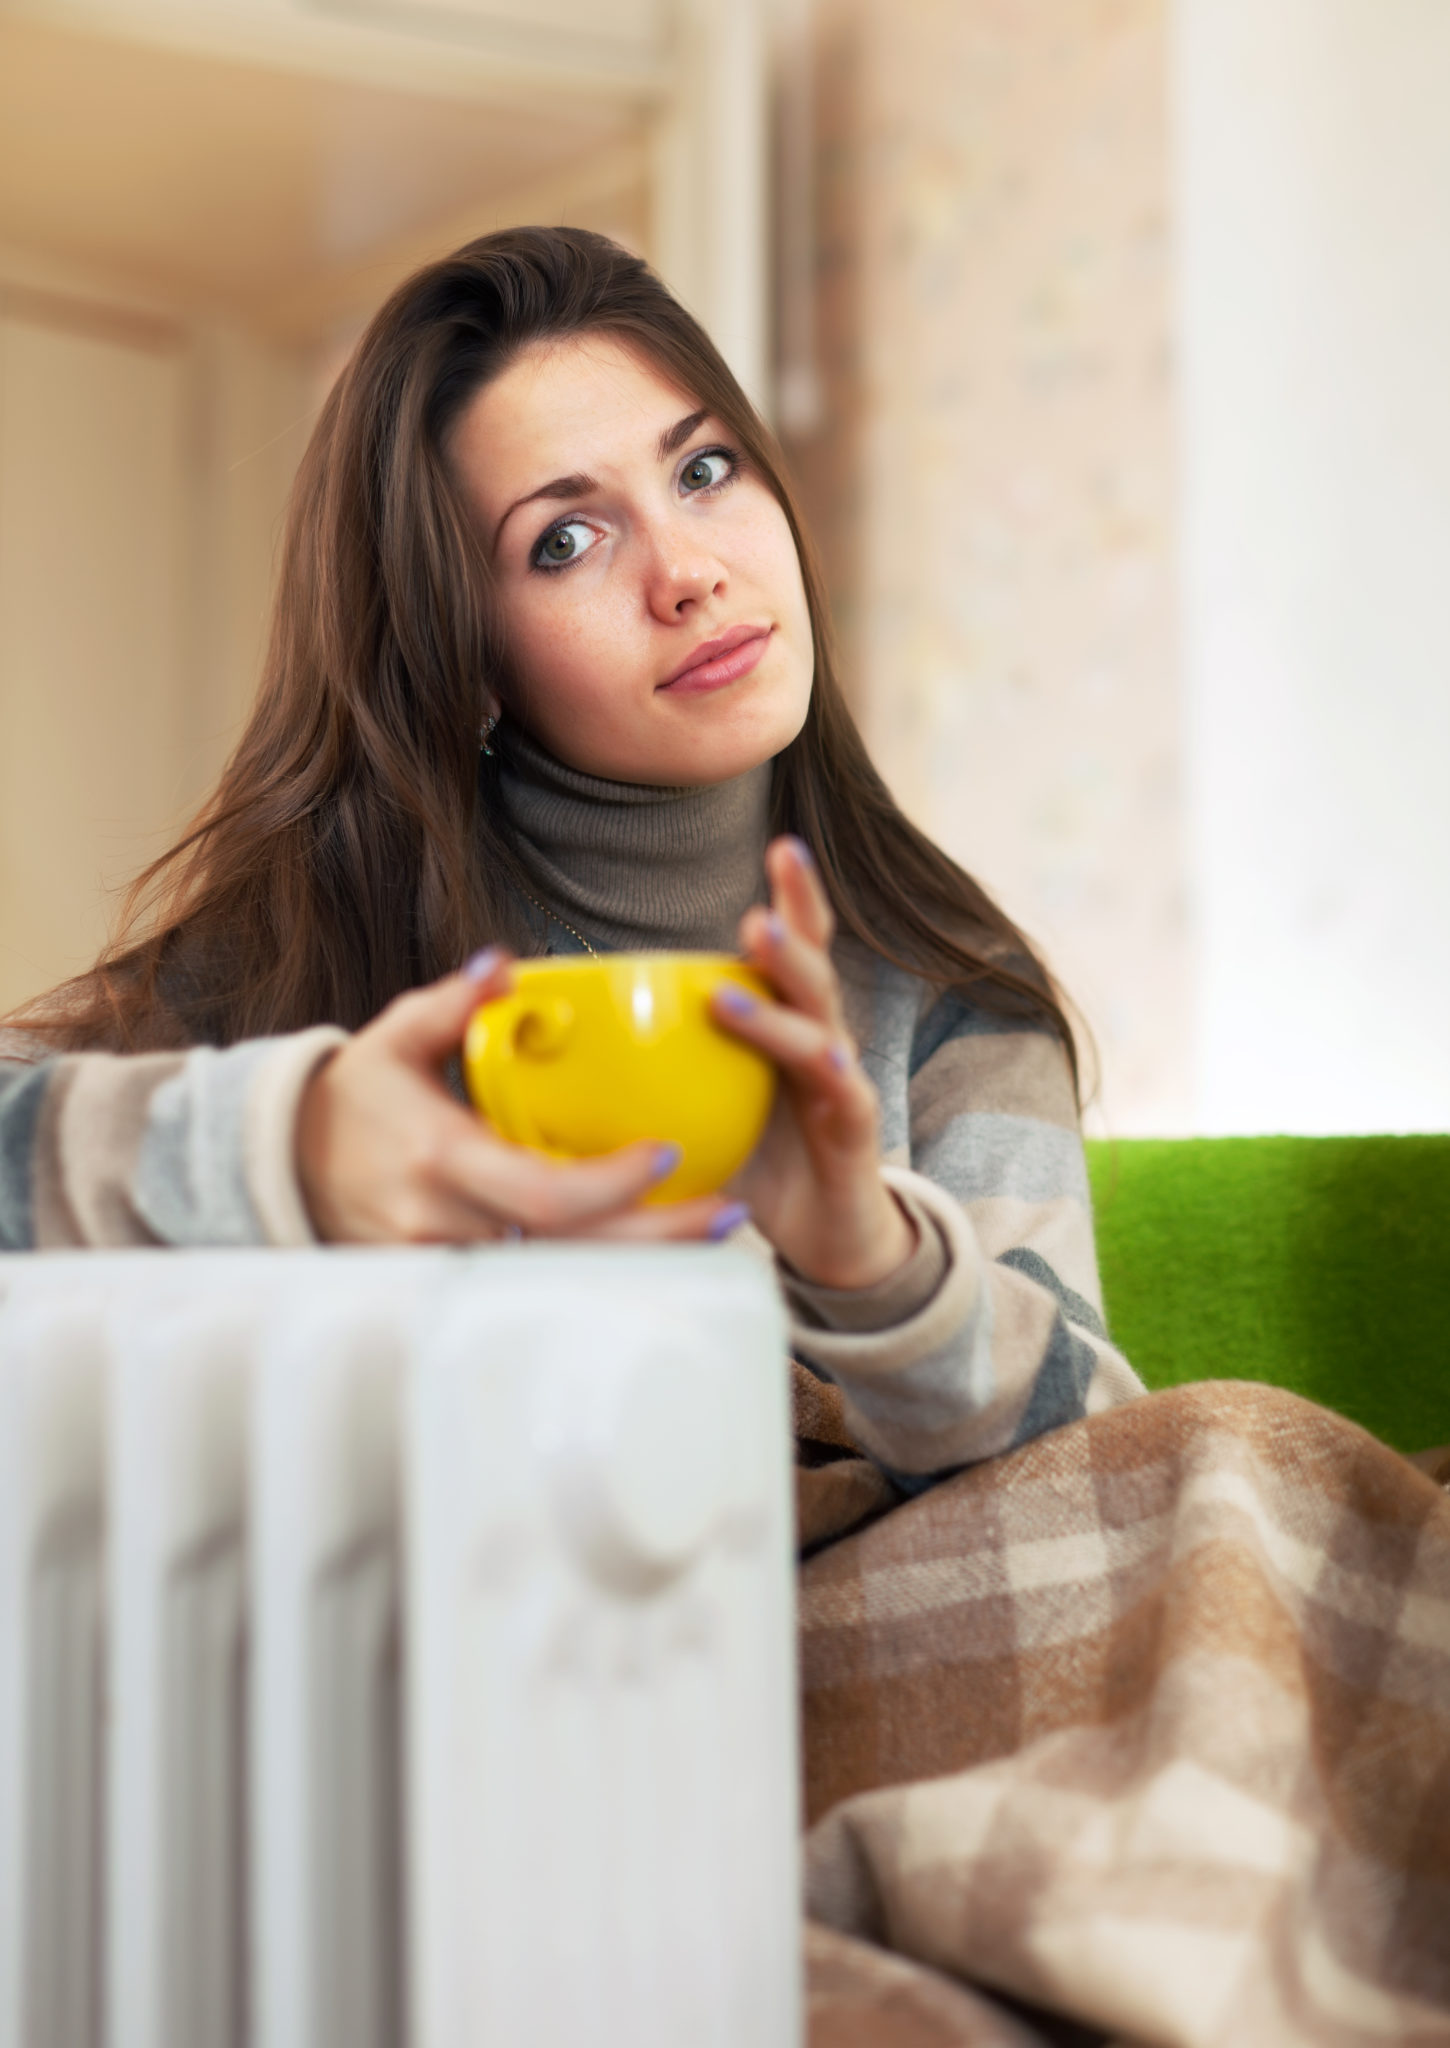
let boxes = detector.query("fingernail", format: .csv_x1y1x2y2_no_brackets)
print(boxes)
464,946,501,982
651,1142,684,1180
718,985,757,1014
828,1042,852,1072
708,1201,751,1242
787,836,815,869
765,912,787,946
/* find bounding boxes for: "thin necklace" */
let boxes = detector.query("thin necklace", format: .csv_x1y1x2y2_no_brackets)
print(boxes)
516,879,599,958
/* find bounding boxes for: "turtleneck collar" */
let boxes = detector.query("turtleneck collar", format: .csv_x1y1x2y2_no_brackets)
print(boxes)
494,722,774,954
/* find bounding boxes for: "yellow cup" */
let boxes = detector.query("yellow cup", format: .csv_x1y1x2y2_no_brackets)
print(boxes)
462,953,777,1203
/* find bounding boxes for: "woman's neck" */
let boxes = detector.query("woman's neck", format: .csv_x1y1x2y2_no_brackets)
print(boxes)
495,723,773,953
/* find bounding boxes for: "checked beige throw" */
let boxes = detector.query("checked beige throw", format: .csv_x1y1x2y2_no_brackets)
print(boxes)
795,1375,1450,2047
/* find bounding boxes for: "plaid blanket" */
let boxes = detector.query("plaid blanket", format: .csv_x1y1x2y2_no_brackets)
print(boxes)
795,1374,1450,2046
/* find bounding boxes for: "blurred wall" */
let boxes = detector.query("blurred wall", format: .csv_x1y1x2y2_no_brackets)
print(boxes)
784,0,1186,1134
0,301,187,1011
0,272,310,1012
784,0,1450,1135
1177,0,1450,1134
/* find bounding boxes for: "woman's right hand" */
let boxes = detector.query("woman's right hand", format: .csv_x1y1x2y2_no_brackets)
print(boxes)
296,949,741,1245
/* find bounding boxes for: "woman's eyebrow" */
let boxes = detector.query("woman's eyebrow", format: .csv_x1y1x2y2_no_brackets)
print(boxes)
657,408,711,458
491,411,713,550
493,471,598,550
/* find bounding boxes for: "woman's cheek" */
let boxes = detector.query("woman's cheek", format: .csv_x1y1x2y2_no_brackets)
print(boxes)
509,587,589,686
510,587,640,722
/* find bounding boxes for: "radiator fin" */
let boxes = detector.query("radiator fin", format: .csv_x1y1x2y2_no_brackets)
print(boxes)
162,1535,248,2048
310,1538,405,2048
25,1512,104,2048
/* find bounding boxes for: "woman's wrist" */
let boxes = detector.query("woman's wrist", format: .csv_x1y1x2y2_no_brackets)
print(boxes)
780,1178,918,1293
294,1050,347,1241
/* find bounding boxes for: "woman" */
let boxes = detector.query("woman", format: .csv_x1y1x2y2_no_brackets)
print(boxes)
0,225,1137,1484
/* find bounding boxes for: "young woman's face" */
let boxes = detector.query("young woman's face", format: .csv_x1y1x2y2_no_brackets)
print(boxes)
449,333,814,785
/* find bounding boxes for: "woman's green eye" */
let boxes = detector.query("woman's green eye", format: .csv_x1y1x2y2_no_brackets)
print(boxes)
681,451,731,493
534,520,594,569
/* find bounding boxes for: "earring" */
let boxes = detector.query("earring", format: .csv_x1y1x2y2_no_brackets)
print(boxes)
480,711,499,757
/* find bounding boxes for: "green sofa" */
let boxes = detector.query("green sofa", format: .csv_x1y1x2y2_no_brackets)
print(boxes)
1084,1136,1449,1456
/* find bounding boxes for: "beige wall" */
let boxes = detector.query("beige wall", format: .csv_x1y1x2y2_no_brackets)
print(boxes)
785,0,1185,1133
0,301,189,1012
0,268,310,1015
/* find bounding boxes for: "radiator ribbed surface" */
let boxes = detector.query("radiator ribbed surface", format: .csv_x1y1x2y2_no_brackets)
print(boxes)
0,1247,799,2048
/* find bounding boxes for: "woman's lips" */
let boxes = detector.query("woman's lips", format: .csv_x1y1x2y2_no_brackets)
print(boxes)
658,625,773,695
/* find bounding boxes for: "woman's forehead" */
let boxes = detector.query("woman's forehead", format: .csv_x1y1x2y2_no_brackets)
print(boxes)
452,333,702,518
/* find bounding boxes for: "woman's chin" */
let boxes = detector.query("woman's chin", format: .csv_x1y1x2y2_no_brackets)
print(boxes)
548,694,807,788
654,707,805,786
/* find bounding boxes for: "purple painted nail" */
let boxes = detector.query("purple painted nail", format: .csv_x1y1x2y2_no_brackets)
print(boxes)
765,912,787,945
787,836,815,868
708,1201,751,1242
651,1142,684,1180
717,984,757,1015
827,1042,852,1072
463,946,502,982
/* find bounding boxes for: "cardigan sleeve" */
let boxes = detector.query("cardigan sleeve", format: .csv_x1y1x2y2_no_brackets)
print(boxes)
0,1028,344,1250
777,984,1143,1476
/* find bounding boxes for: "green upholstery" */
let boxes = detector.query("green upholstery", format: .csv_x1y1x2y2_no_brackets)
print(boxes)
1084,1137,1449,1454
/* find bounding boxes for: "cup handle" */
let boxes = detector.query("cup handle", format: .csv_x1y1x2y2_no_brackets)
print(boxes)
512,996,574,1061
466,994,573,1152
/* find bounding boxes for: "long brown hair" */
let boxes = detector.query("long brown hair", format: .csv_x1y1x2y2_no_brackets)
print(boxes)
14,226,1078,1084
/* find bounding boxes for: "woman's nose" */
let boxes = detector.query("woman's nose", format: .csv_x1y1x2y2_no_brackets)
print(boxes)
642,523,726,620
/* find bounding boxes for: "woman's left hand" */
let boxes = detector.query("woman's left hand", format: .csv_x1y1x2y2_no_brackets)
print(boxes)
710,835,916,1290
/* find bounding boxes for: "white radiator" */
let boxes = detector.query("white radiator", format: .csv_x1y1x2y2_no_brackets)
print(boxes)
0,1246,800,2048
